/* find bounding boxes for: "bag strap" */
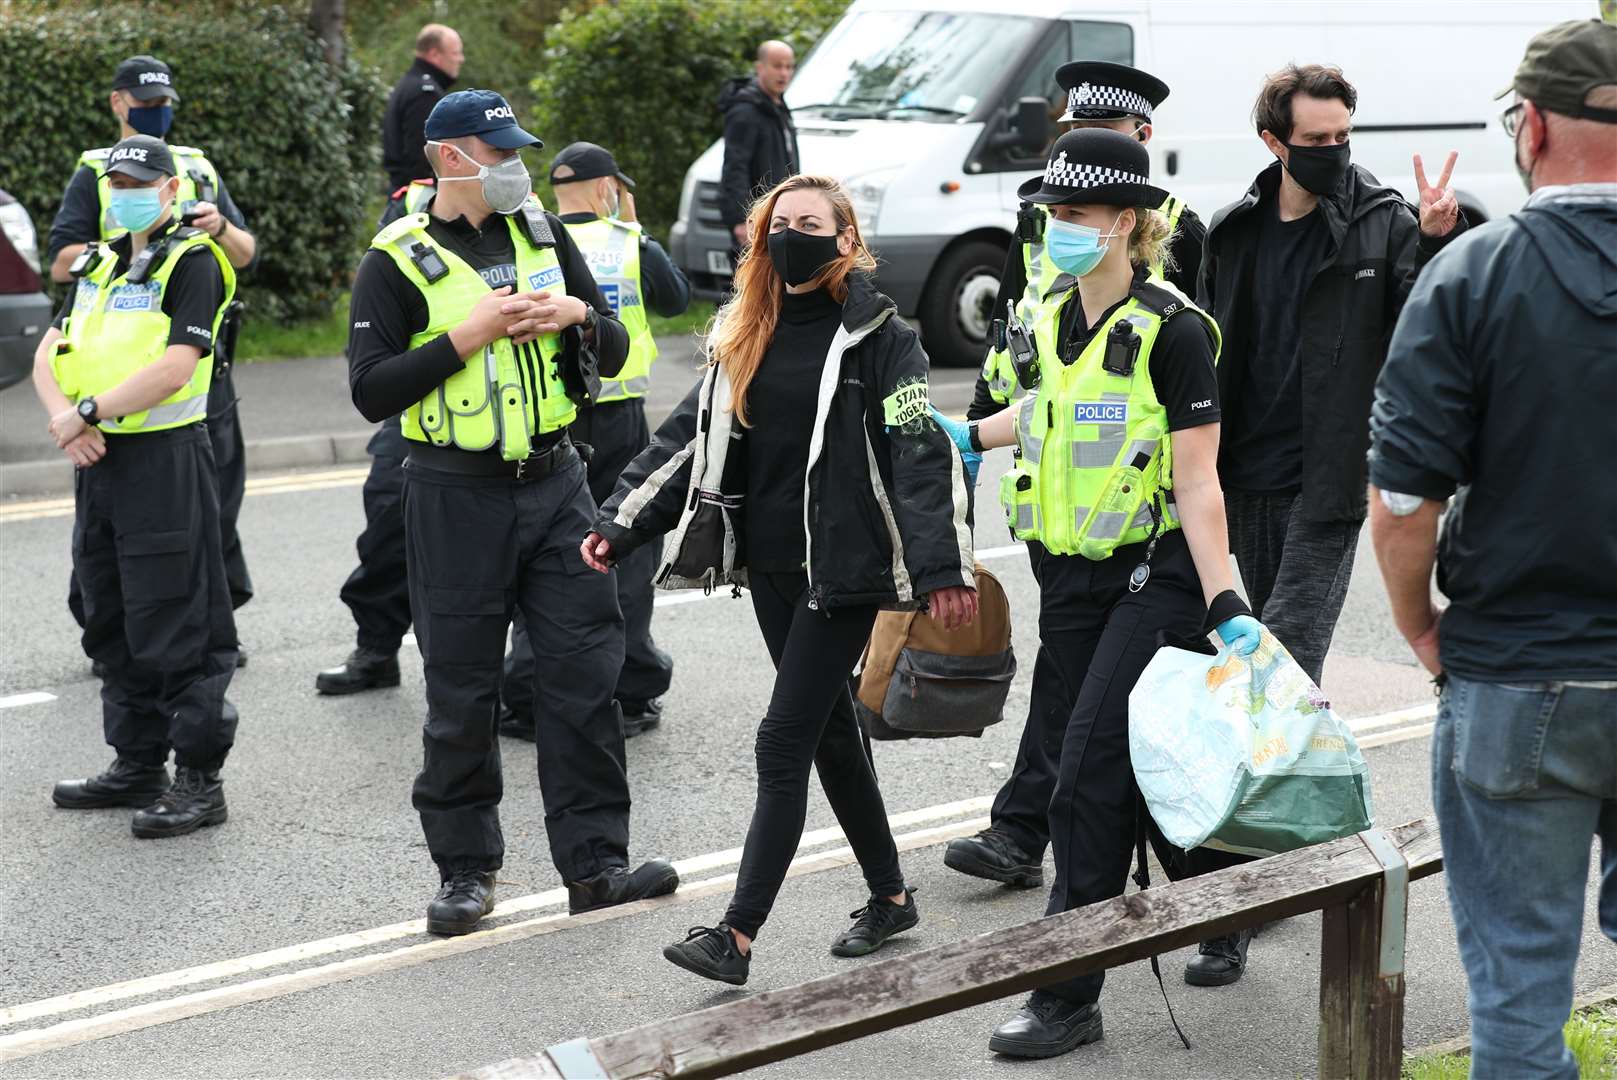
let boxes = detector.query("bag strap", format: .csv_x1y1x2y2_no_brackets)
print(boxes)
1134,794,1193,1051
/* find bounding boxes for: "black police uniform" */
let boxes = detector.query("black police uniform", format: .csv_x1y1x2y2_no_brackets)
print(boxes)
382,57,454,194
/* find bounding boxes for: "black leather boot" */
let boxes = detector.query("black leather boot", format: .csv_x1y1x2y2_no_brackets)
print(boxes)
131,766,226,838
988,995,1104,1058
497,706,536,742
53,757,170,809
943,827,1044,888
426,870,497,936
567,859,680,915
621,699,663,738
315,648,400,695
1184,927,1255,986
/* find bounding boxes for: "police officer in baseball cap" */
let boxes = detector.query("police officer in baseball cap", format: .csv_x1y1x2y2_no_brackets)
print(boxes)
343,88,678,936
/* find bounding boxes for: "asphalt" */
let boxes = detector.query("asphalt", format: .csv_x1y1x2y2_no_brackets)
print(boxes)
0,359,1611,1078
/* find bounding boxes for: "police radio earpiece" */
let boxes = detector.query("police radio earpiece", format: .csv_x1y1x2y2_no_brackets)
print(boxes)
1102,321,1142,378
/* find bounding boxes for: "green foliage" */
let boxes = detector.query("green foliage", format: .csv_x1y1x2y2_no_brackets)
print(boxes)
1402,1007,1617,1080
0,2,385,322
530,0,850,238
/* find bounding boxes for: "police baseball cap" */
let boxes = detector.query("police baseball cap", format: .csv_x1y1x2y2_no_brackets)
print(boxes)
1496,19,1617,124
424,89,543,150
1055,61,1168,123
548,142,635,188
1018,128,1166,208
111,55,180,103
104,135,177,183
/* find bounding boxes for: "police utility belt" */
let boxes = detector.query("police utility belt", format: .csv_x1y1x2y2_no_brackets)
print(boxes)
407,431,581,481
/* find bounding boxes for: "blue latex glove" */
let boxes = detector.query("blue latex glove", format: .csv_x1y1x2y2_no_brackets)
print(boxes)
929,405,974,453
1216,614,1264,657
961,449,982,487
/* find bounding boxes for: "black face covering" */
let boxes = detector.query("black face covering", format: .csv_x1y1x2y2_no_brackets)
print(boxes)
1282,141,1352,196
767,227,841,287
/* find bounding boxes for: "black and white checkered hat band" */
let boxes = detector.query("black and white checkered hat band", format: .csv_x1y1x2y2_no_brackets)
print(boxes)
1043,156,1150,190
1065,83,1153,119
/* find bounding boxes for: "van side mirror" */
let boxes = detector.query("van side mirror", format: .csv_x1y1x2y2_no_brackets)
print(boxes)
989,97,1051,155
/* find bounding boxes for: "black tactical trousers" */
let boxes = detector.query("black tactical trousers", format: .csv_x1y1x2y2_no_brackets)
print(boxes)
73,424,239,770
504,398,672,716
207,363,253,609
339,415,412,654
403,448,631,881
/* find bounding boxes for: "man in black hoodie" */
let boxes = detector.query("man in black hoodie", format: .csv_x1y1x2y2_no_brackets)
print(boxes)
719,41,799,255
1193,62,1465,986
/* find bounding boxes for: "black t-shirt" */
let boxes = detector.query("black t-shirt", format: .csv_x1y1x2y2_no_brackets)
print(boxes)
345,208,629,436
1053,272,1221,432
51,219,224,355
744,287,842,572
1220,201,1330,492
47,160,248,268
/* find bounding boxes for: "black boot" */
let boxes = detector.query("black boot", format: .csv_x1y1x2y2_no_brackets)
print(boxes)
315,648,400,695
988,994,1104,1059
567,859,680,915
497,706,536,742
131,766,227,838
943,827,1043,888
663,924,750,985
426,870,497,936
236,643,249,669
1184,927,1255,986
830,888,919,957
621,699,662,738
53,757,170,809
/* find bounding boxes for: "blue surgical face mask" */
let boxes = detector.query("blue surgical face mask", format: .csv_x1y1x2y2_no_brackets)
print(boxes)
108,185,168,233
1044,213,1126,277
127,103,173,138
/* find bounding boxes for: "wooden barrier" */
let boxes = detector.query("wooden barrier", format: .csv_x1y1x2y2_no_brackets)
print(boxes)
456,820,1442,1080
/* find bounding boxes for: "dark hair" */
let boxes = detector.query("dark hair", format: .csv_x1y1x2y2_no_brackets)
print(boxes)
1252,63,1357,140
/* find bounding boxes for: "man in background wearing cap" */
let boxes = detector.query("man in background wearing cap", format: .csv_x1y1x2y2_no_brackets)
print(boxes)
346,89,678,936
497,142,690,742
1190,61,1465,988
47,55,259,656
1369,20,1617,1076
31,135,240,838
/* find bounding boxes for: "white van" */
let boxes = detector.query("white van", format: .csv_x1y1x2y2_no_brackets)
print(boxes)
670,0,1592,367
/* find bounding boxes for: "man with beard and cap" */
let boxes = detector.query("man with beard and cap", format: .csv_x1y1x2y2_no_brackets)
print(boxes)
345,89,678,936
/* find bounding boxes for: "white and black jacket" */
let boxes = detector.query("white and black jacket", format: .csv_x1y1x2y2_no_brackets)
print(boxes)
596,275,975,611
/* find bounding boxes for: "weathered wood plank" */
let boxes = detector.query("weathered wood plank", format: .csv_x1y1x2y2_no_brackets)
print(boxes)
447,1054,563,1080
1319,882,1384,1078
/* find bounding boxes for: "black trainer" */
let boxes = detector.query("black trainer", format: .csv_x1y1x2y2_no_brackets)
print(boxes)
131,766,227,838
621,699,662,738
315,648,400,695
426,870,496,935
662,924,750,985
1185,927,1255,986
566,859,680,915
988,994,1104,1059
53,757,170,809
497,706,535,741
943,827,1043,888
830,888,918,957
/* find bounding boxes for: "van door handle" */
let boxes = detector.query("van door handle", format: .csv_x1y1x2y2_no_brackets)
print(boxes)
1166,150,1180,177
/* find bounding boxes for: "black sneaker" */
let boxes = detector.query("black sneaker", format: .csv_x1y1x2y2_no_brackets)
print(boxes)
130,766,227,838
566,859,680,915
988,994,1103,1058
426,870,497,936
1185,927,1255,986
53,756,171,809
621,699,662,738
943,827,1043,888
663,924,749,985
315,648,400,695
830,887,918,957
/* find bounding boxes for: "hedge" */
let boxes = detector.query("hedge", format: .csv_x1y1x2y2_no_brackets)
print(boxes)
529,0,850,238
1,3,385,322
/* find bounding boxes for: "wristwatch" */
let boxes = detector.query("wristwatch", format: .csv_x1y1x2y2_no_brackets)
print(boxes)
580,304,598,334
76,397,100,427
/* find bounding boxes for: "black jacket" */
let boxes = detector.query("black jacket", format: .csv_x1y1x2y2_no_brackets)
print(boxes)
717,77,798,230
596,275,975,610
1200,161,1463,522
1369,184,1617,681
382,58,454,192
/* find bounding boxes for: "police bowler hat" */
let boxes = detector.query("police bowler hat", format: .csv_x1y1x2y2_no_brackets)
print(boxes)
1018,128,1167,208
425,89,543,150
1055,61,1168,123
112,55,180,103
104,135,177,183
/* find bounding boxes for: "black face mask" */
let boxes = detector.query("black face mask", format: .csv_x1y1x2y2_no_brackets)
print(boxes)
1282,141,1351,196
767,227,841,287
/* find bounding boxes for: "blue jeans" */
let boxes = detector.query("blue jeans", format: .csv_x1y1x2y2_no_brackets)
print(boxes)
1432,675,1617,1080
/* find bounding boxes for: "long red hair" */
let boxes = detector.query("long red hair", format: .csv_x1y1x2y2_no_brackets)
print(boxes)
705,174,877,426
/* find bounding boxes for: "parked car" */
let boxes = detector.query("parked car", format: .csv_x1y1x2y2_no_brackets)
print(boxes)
0,189,52,393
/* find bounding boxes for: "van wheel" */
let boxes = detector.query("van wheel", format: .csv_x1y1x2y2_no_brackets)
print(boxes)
919,239,1005,368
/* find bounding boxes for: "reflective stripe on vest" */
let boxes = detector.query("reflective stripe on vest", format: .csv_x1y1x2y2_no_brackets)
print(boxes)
372,203,575,460
57,229,236,434
79,145,218,242
1005,277,1220,560
565,218,656,402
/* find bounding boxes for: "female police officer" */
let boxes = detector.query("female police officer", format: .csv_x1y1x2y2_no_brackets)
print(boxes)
934,128,1269,1058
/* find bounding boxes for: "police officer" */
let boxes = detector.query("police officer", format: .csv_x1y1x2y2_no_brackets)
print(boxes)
47,55,258,653
32,136,240,838
381,25,462,210
497,142,691,741
933,129,1267,1057
946,60,1204,893
346,90,678,935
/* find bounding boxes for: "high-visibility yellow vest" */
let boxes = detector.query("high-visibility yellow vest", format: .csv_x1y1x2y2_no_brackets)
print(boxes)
78,144,219,242
56,227,236,434
999,276,1220,560
982,192,1191,408
371,201,576,460
564,218,655,402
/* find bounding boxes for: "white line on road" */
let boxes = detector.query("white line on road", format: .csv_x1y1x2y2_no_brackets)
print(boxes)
0,692,55,710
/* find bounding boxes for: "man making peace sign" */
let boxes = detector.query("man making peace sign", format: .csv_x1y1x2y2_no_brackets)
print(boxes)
1186,62,1466,988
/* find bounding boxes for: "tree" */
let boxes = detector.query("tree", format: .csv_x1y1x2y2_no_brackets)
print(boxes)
309,0,346,66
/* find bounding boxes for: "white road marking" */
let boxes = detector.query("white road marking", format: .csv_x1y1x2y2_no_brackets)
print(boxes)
0,692,55,710
0,468,373,522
